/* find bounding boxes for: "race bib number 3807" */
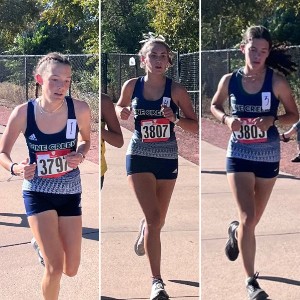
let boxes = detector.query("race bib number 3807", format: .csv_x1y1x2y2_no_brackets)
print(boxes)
234,118,267,144
36,149,73,178
141,118,170,142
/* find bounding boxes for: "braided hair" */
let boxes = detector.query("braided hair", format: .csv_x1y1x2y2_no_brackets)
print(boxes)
34,52,71,98
242,25,297,76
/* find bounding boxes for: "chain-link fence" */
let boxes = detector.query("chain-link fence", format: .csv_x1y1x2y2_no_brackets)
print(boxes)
0,54,99,128
101,52,199,117
201,47,300,117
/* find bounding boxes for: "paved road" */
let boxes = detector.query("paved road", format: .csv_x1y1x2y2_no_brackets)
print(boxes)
101,127,199,299
0,125,99,300
201,140,300,300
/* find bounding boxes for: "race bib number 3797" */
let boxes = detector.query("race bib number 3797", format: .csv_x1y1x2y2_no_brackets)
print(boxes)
234,118,267,144
141,118,170,142
36,149,73,178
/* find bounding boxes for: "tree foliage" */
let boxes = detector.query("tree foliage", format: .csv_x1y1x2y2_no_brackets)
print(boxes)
0,0,98,54
147,0,199,53
0,0,40,52
38,0,99,53
101,0,153,53
202,0,300,50
7,23,84,55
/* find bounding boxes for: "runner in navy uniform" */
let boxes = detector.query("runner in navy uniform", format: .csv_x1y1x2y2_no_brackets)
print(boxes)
0,52,91,300
211,26,298,299
116,33,198,300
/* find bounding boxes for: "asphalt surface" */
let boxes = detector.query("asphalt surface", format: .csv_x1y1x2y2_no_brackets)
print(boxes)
201,140,300,300
101,127,199,299
0,125,99,300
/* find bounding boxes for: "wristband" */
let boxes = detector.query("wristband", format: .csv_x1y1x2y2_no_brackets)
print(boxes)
221,114,228,124
10,163,18,176
77,152,85,163
173,117,180,125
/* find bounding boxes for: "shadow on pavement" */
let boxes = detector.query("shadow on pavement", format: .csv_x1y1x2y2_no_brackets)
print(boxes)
101,297,148,300
82,227,99,241
168,279,199,287
201,170,226,175
259,275,300,286
0,213,98,241
0,212,29,227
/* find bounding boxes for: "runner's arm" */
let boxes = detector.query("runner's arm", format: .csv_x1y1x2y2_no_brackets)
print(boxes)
101,94,124,148
171,82,198,134
0,104,29,175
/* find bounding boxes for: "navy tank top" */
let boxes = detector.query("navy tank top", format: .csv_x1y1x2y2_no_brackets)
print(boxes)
126,76,179,159
22,97,82,194
226,67,280,162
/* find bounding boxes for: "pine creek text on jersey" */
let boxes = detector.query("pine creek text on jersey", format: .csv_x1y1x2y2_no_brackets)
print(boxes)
27,140,76,152
133,108,163,116
231,104,270,113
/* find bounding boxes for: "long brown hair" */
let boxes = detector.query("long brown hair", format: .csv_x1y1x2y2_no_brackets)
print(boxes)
242,25,297,76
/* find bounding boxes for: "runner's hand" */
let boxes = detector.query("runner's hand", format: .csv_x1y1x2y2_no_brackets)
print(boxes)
225,117,242,131
119,107,131,120
66,151,83,169
18,158,36,180
254,116,274,131
161,105,176,122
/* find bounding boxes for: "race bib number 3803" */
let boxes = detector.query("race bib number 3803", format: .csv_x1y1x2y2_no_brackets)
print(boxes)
141,118,170,142
36,149,73,178
234,118,267,144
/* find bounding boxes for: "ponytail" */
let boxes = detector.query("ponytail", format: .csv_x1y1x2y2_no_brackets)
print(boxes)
266,44,297,76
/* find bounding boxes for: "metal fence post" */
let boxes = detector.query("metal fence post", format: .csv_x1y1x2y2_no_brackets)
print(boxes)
227,50,231,73
176,51,180,82
102,53,108,94
227,51,231,111
25,57,28,100
118,54,121,99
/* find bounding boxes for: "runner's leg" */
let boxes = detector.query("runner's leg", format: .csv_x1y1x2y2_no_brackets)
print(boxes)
28,210,64,300
128,173,176,278
227,173,276,277
59,215,82,276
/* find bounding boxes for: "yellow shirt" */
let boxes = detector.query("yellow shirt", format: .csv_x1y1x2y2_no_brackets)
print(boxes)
101,121,107,177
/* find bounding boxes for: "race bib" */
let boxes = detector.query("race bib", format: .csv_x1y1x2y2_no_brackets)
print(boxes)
36,149,73,178
234,118,267,144
141,118,170,142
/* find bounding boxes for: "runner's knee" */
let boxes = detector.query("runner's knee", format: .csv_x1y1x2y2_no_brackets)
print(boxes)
146,213,164,231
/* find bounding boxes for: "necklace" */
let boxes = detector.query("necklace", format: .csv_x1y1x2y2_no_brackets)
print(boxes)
38,99,65,114
238,68,265,82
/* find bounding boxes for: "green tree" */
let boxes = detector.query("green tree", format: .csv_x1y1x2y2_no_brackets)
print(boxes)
101,0,153,53
201,0,263,50
7,22,84,55
201,0,300,50
268,7,300,45
0,0,40,53
38,0,99,53
147,0,199,53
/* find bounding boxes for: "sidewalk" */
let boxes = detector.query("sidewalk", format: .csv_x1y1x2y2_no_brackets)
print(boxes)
101,127,199,299
0,125,99,300
201,140,300,300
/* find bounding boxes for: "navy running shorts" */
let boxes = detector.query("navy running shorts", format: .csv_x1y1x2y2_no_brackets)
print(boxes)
226,157,279,178
126,155,178,180
23,191,82,217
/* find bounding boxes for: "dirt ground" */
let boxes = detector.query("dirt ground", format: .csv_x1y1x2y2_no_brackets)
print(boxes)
202,117,300,178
